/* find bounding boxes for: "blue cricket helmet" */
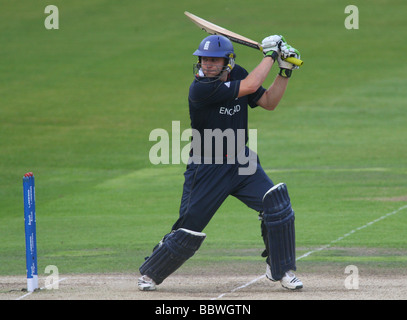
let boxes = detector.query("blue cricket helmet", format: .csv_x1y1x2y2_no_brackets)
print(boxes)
193,35,236,59
193,35,236,77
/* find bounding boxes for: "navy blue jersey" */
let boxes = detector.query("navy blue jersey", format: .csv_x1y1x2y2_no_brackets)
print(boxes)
188,64,266,161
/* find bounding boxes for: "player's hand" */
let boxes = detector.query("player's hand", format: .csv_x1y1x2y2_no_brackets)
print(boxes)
261,35,286,56
278,43,301,70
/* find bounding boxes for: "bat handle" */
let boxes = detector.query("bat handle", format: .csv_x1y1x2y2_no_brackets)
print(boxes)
260,46,303,67
284,57,303,67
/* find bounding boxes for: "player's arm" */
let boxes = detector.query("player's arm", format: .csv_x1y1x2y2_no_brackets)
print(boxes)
238,57,275,97
257,75,289,111
257,43,301,110
238,35,282,98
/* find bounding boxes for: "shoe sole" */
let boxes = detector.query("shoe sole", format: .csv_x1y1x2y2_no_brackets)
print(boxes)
138,285,156,291
267,272,303,290
281,283,303,290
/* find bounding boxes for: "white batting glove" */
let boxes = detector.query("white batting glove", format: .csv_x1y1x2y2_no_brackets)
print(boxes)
261,35,286,56
278,43,301,70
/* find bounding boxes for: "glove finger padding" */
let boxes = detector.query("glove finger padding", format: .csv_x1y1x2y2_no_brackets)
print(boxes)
261,35,286,55
278,43,301,70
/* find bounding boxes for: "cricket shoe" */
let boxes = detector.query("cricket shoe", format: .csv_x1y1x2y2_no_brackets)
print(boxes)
266,264,303,290
138,275,157,291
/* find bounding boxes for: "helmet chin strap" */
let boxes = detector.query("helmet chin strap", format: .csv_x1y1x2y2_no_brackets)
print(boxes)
193,55,234,82
194,65,229,83
225,54,235,73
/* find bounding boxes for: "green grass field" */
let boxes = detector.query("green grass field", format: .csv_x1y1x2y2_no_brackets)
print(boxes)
1,0,406,278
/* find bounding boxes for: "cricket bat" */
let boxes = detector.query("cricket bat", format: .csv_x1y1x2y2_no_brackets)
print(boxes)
184,11,303,67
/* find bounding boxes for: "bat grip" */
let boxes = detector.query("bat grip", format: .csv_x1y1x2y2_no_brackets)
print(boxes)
284,57,303,67
260,46,303,67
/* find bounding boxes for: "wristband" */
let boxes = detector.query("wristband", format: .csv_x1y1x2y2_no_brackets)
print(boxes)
279,68,292,78
264,50,278,62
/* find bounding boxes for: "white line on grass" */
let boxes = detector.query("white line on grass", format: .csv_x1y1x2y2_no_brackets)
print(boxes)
15,277,67,300
211,204,407,300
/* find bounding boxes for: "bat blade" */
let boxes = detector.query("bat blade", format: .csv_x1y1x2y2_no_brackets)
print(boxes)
184,11,303,67
184,11,261,50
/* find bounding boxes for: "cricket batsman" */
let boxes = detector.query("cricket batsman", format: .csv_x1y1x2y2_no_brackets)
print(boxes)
138,34,303,290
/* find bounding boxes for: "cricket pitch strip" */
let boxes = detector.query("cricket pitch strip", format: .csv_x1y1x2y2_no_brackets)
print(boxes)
2,270,406,300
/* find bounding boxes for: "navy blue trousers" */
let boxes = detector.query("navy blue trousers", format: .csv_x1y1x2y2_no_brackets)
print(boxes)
172,150,274,232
